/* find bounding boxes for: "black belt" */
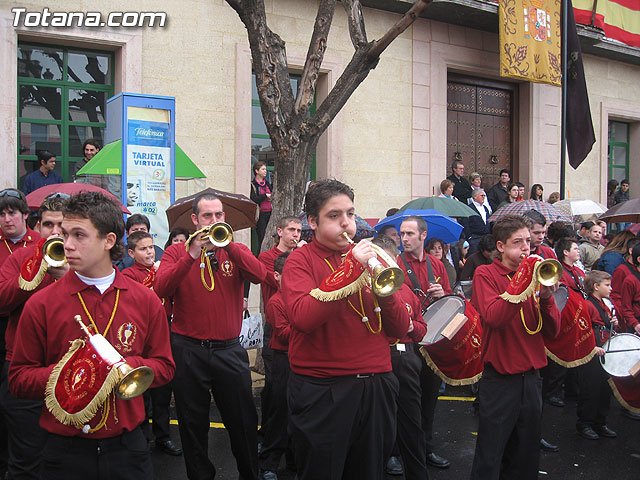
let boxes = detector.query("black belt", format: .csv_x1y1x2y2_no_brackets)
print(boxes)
173,333,239,349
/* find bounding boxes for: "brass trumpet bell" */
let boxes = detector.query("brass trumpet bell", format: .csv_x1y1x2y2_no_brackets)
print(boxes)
42,237,67,268
535,259,562,287
115,364,155,400
185,222,234,250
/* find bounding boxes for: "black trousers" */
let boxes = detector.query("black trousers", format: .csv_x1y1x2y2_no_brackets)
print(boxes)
0,317,9,475
576,356,611,429
470,365,542,480
41,427,151,480
541,360,567,399
418,345,442,454
256,211,271,250
259,323,274,440
259,350,291,472
142,383,172,442
0,363,46,480
391,346,429,480
172,334,258,480
288,371,398,480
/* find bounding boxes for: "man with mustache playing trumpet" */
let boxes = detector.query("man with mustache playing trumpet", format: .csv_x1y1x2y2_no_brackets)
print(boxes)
281,179,412,480
0,193,69,480
470,215,561,480
154,193,268,480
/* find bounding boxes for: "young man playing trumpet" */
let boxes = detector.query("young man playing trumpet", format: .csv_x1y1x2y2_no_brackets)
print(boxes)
470,215,561,480
155,193,268,480
9,192,175,480
281,179,411,480
0,194,68,479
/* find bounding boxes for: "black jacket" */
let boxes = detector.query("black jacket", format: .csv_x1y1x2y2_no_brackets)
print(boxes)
487,183,509,211
447,174,473,204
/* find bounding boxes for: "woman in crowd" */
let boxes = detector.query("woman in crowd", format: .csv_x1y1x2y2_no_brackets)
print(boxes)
547,192,560,204
251,160,273,249
426,237,456,290
530,184,544,201
597,230,636,275
164,228,189,249
439,179,455,199
496,183,520,210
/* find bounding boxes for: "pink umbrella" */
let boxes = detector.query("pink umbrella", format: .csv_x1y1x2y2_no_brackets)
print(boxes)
25,183,130,214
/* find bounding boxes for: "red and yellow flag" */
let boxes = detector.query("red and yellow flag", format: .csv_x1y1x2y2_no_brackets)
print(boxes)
499,0,562,86
574,0,640,48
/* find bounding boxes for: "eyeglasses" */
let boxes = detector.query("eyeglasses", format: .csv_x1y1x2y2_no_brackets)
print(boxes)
44,193,71,200
0,189,23,199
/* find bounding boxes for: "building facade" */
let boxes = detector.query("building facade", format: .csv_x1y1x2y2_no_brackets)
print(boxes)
1,0,638,219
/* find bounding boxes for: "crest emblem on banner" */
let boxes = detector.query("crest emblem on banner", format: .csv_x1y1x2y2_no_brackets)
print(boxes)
499,0,561,86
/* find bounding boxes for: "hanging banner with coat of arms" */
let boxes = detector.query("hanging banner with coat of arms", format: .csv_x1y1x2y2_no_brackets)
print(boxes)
499,0,562,86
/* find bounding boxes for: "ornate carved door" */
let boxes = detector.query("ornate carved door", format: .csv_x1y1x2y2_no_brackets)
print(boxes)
447,78,514,189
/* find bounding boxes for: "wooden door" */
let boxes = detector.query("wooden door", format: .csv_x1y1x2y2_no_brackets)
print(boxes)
447,79,514,190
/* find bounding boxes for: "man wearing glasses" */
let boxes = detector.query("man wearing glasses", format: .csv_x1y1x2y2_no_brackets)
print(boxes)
0,188,40,479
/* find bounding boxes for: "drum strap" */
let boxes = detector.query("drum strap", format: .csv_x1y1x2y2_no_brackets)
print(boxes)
400,252,435,292
587,296,610,347
623,262,640,285
562,265,587,298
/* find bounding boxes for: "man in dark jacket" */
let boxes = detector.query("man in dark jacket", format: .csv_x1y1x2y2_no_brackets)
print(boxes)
487,169,511,211
447,160,472,204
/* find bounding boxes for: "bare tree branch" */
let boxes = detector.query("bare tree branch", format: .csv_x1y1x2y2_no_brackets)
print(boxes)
307,0,431,139
342,0,368,48
368,0,431,59
294,0,336,116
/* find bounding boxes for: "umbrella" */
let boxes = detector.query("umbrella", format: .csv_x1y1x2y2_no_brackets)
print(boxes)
488,200,571,223
166,188,258,233
374,209,464,244
25,183,131,214
399,196,479,218
599,199,640,224
297,212,376,243
553,199,606,223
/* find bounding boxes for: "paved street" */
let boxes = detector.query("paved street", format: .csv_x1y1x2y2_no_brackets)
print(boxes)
151,384,640,479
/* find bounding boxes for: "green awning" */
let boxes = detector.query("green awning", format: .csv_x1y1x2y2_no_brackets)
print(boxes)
75,140,206,178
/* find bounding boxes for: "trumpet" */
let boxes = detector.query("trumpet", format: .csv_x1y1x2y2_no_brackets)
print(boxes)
75,315,154,400
521,254,562,287
341,232,405,297
42,237,67,268
185,222,233,250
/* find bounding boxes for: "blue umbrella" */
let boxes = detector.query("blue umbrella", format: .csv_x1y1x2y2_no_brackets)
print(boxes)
374,209,464,245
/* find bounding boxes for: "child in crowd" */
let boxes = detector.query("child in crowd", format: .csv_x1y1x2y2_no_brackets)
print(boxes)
578,270,620,440
122,230,182,457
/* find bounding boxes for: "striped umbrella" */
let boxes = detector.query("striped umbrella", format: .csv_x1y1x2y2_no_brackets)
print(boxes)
488,200,571,223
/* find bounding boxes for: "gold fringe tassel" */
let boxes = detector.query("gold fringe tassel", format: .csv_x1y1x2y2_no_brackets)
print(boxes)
499,276,537,304
45,339,122,429
18,261,48,291
545,347,596,368
608,378,640,414
310,272,369,302
419,346,482,386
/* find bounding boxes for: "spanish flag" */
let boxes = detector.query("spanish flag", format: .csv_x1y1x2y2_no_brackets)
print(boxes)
574,0,640,48
499,0,562,86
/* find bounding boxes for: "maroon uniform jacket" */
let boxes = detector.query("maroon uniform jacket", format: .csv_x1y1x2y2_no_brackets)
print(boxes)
9,269,175,438
258,245,284,308
155,242,268,340
397,250,452,302
615,266,640,331
394,284,427,344
561,262,585,291
0,227,40,268
281,240,410,378
122,261,172,318
472,259,561,375
533,245,557,260
265,290,290,352
0,246,56,361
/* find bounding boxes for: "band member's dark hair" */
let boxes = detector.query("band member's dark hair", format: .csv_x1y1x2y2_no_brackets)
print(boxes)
378,225,398,237
547,221,574,245
632,244,640,267
554,237,578,262
125,213,151,233
491,215,532,245
401,215,428,235
584,270,611,295
522,209,546,227
37,195,67,220
625,238,640,259
274,250,291,275
478,234,496,253
62,192,125,261
82,138,101,151
278,215,301,230
0,189,29,215
37,150,56,166
165,227,190,249
425,237,445,254
192,193,221,216
371,234,399,257
304,179,354,220
127,230,153,251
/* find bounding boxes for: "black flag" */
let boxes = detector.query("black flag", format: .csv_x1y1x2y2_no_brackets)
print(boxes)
565,0,595,169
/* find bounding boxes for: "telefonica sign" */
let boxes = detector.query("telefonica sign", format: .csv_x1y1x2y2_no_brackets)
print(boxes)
135,127,165,138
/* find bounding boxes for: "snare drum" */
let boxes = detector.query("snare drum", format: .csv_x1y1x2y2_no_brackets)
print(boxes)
600,333,640,378
419,295,466,345
552,284,569,313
